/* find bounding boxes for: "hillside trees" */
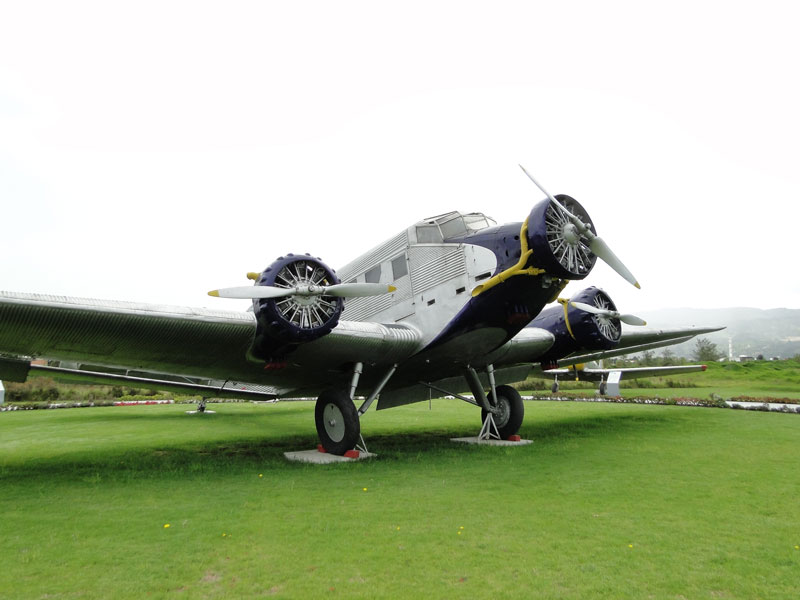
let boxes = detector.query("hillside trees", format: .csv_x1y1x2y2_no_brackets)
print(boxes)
693,337,723,362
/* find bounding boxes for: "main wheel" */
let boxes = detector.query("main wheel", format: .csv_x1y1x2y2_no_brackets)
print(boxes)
315,390,360,455
481,385,524,439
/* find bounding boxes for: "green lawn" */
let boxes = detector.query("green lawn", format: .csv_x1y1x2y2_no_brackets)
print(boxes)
1,400,798,599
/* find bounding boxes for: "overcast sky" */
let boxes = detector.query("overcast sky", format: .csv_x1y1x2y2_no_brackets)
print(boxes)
1,1,798,316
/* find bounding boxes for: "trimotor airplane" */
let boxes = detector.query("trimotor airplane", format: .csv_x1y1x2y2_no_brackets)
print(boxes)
0,168,720,455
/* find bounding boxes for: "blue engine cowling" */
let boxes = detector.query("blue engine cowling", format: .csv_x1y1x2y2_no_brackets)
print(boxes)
250,254,344,360
529,286,621,365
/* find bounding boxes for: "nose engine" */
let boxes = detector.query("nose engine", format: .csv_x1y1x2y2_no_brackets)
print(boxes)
526,195,598,280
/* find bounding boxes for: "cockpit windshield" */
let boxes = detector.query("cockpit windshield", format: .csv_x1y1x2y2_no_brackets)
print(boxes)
416,211,496,242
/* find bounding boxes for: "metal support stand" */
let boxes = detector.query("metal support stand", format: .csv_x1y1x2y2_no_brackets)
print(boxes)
186,397,215,414
355,434,369,454
478,411,501,441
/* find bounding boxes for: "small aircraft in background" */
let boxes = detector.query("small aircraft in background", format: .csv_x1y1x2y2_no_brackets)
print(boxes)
0,167,720,454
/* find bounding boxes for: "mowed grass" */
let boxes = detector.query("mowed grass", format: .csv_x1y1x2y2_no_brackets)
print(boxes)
1,400,798,599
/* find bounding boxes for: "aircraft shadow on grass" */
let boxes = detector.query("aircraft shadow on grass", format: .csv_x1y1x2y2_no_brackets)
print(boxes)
1,407,682,483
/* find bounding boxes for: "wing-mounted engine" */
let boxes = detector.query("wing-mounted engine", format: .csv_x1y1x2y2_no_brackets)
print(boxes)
208,254,397,362
530,287,622,365
250,254,344,359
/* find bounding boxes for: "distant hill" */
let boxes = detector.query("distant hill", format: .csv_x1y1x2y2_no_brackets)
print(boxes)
632,307,800,360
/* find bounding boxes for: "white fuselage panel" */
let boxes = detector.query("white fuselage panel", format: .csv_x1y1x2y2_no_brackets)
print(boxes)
337,227,497,346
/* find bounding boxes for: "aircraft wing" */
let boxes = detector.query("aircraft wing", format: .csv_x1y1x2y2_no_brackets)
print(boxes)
0,291,422,398
555,326,724,366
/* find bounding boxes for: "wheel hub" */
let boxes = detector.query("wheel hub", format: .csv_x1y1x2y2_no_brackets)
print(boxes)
323,403,346,442
493,396,510,426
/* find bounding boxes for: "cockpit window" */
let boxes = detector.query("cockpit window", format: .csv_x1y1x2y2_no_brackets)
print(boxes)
416,211,495,243
439,215,467,239
416,224,443,243
464,213,496,230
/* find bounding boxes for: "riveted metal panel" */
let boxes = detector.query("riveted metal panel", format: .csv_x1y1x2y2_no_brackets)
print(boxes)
292,321,421,366
0,291,257,379
341,273,412,322
410,246,466,295
337,231,410,282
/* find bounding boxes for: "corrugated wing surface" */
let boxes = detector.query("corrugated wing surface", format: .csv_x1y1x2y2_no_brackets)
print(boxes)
0,291,257,379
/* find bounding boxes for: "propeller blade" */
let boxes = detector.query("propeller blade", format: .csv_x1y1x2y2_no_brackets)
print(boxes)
518,164,577,225
569,301,606,315
518,164,641,289
324,283,397,298
209,282,397,300
587,236,640,289
208,286,294,299
569,301,647,326
618,314,648,327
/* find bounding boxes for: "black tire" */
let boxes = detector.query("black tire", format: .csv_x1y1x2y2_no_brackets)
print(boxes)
315,390,360,455
598,382,607,395
481,385,524,439
551,381,559,394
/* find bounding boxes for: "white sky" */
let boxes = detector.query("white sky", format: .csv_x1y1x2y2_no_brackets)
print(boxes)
1,0,799,314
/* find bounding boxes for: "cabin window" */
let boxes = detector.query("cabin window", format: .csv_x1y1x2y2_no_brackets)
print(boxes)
391,254,408,280
365,264,382,284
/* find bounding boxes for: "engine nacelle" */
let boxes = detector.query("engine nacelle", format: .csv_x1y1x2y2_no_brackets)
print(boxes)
527,194,598,280
530,287,621,364
250,254,344,360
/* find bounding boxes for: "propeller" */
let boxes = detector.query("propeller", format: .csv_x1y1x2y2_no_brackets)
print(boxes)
570,301,647,326
518,165,641,289
209,282,396,300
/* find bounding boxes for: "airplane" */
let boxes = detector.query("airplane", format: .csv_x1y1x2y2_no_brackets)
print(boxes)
0,168,720,455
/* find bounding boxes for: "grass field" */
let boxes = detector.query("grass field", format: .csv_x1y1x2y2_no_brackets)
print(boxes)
1,399,798,599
